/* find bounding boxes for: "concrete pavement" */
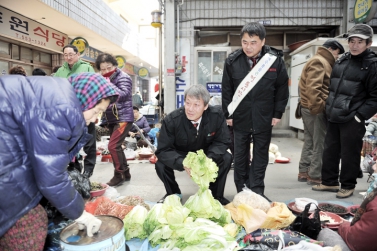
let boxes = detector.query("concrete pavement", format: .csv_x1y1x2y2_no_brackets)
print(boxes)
90,137,367,206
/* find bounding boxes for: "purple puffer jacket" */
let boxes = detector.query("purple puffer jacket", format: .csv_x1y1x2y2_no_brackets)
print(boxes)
0,75,90,237
101,68,134,125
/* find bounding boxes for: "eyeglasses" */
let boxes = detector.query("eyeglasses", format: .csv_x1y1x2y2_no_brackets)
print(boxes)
100,66,115,73
63,53,77,58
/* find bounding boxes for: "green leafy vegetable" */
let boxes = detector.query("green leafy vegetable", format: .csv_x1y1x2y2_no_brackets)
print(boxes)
123,205,148,240
183,150,219,191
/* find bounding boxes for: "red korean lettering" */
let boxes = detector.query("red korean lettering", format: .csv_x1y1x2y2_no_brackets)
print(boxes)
52,33,66,47
33,27,49,42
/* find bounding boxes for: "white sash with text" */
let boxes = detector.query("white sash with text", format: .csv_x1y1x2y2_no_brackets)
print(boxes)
227,53,277,116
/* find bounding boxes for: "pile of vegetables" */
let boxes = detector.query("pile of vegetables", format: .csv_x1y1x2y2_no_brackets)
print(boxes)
124,195,239,250
123,150,240,250
90,181,104,191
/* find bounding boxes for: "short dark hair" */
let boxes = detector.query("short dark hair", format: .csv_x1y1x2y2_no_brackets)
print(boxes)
347,37,371,45
9,65,26,76
133,106,139,111
322,39,345,54
240,22,266,40
62,45,78,53
95,53,118,70
32,68,47,76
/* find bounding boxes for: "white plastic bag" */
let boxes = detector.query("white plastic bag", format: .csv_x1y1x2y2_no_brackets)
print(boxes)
124,149,136,160
232,185,271,213
103,186,120,200
294,197,318,212
362,154,375,174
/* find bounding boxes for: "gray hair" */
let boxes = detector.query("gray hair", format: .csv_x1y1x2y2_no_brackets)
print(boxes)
240,22,266,40
184,84,210,106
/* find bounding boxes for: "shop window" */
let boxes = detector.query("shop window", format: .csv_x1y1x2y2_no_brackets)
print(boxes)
40,52,51,64
21,47,32,61
195,48,231,86
212,51,227,83
197,51,211,85
33,50,40,62
0,60,9,75
12,45,20,60
0,41,10,56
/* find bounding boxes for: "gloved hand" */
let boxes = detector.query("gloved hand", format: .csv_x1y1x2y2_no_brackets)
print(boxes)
75,211,102,237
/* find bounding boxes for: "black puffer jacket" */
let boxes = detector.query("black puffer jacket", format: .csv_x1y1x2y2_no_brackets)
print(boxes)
326,49,377,123
221,46,289,133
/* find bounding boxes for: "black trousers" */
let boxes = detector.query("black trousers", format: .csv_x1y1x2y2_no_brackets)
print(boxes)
155,152,232,198
83,122,97,174
322,119,365,189
233,128,272,195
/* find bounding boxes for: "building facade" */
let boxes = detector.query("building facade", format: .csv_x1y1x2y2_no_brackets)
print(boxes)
0,0,158,102
162,0,377,126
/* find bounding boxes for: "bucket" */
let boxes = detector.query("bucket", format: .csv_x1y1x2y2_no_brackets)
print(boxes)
60,215,126,251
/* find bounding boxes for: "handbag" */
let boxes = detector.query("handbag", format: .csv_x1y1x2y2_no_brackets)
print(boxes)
295,101,302,119
289,202,321,239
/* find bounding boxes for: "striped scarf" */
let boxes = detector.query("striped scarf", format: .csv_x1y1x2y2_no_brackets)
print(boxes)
68,72,119,111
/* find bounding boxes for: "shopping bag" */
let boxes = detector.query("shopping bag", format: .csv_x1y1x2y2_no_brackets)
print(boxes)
288,202,321,239
295,101,302,119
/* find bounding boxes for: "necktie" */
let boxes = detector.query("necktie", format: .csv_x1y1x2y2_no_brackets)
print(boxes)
249,57,258,69
193,123,198,128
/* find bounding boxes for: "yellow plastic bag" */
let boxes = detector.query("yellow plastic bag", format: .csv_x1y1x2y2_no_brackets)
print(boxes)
261,202,296,229
225,203,267,233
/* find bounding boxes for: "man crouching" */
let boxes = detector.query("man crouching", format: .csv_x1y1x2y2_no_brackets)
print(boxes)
155,84,232,205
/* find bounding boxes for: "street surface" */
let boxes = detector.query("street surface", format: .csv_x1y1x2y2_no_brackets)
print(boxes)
91,137,366,206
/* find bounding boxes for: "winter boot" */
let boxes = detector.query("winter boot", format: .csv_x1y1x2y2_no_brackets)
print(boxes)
124,167,131,181
106,171,124,187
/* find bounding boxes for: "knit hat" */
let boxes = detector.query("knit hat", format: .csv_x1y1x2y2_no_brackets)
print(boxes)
68,72,118,111
348,24,374,40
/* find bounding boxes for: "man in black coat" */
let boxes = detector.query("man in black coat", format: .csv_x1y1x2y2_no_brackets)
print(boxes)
221,22,289,200
155,84,232,205
313,24,377,199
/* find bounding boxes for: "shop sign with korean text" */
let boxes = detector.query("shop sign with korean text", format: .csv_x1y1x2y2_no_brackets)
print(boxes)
116,56,126,69
354,0,377,23
123,63,135,75
138,67,149,78
81,45,102,63
70,37,89,55
0,6,68,52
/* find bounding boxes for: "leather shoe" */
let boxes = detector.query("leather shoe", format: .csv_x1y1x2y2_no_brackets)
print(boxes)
215,196,230,206
306,176,321,185
298,172,308,182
